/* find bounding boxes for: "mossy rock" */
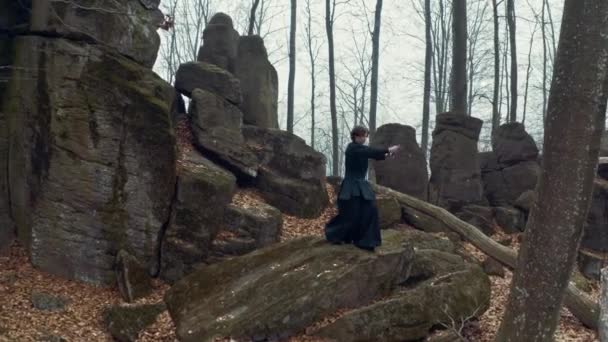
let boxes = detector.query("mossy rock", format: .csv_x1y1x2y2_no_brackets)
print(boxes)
315,252,491,341
165,229,423,341
377,195,402,229
4,36,176,285
102,303,166,342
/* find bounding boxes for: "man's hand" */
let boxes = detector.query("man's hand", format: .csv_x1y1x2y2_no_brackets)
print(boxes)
388,145,401,156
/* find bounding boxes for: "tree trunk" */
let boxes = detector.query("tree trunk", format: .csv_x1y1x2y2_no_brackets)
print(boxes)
506,0,517,123
248,0,261,35
305,0,316,149
601,267,608,341
541,0,548,125
368,0,383,137
522,24,536,126
492,0,500,137
495,1,608,340
326,0,339,176
422,0,432,158
287,0,297,133
450,0,467,115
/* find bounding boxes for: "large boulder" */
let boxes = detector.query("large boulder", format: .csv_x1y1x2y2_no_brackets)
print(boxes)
429,113,484,211
3,36,176,285
103,303,166,342
189,88,259,178
600,131,608,157
315,250,490,341
371,124,428,200
599,157,608,180
581,179,608,252
243,126,329,218
481,123,541,206
197,13,240,73
208,202,283,261
160,151,236,283
235,35,279,128
115,250,154,303
164,229,489,342
175,62,242,104
491,122,539,165
3,0,163,67
480,152,540,207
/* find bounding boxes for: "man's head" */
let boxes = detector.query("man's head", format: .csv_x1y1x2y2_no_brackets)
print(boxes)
351,125,369,144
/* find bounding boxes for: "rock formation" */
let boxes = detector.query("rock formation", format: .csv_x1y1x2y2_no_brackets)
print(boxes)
160,151,236,283
235,35,279,128
428,113,485,211
196,13,240,73
371,123,428,200
481,123,541,207
1,1,175,284
165,229,490,342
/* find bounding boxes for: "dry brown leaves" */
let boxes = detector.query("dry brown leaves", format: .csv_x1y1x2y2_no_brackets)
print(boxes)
0,183,601,342
0,243,176,342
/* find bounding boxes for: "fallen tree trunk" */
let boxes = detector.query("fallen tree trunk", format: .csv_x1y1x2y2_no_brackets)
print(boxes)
373,185,600,329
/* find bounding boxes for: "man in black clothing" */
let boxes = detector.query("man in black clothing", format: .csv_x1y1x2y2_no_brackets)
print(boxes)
325,126,401,251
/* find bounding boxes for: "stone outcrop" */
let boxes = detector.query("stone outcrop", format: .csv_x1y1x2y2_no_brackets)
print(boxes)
4,36,176,285
600,131,608,157
197,13,240,73
161,151,236,283
315,250,490,341
164,229,490,342
115,250,154,303
235,35,279,128
2,0,163,67
371,124,428,200
243,126,329,218
429,113,484,211
102,303,166,342
208,202,283,261
188,88,258,178
481,123,541,207
175,62,242,104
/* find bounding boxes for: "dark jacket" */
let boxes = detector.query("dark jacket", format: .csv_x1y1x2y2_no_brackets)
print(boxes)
337,142,388,201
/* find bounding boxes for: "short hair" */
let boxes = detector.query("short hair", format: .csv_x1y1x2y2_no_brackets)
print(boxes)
350,125,369,141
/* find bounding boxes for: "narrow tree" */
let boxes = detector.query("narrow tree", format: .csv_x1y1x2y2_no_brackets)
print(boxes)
326,0,339,176
450,0,467,115
248,0,261,35
368,0,383,137
287,0,297,133
495,1,608,340
421,0,432,157
491,0,500,135
601,267,608,341
303,0,321,149
506,0,517,122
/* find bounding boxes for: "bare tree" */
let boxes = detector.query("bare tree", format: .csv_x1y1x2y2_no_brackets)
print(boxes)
506,0,517,122
325,0,342,176
421,0,432,157
287,0,297,133
601,267,608,341
495,0,608,340
368,0,383,136
431,0,452,115
248,0,262,35
491,0,500,136
522,22,538,125
450,0,467,115
303,0,322,149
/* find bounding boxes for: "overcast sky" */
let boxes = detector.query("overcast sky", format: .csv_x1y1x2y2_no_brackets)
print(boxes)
153,0,567,153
